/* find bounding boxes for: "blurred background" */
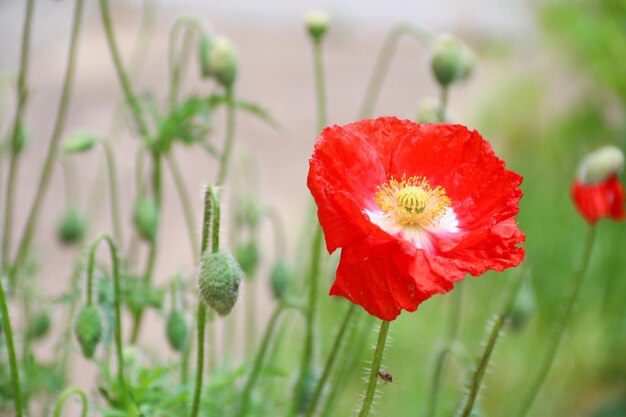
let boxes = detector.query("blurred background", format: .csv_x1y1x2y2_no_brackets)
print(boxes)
0,0,625,416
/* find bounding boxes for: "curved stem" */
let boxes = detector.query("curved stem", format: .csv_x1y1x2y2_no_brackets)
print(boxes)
12,0,85,276
1,0,35,272
102,140,124,247
357,320,391,417
304,303,357,417
358,23,432,119
216,87,236,185
457,268,525,417
515,227,596,417
166,152,199,262
190,185,219,417
52,387,89,417
168,18,205,107
0,278,24,417
237,303,285,417
85,234,127,396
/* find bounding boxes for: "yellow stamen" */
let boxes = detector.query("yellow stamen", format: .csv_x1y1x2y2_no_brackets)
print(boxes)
374,175,451,227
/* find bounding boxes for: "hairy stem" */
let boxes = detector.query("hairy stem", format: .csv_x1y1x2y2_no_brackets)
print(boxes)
357,320,391,417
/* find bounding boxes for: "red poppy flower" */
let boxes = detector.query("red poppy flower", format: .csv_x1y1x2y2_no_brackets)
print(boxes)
571,175,624,224
307,117,525,320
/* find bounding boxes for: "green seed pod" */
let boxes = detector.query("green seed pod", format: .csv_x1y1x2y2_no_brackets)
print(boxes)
26,311,51,341
133,195,159,242
295,367,319,414
430,34,472,87
57,207,87,245
197,250,243,316
166,310,189,352
234,241,260,278
202,36,238,88
270,260,292,300
74,305,102,359
304,10,330,40
63,132,97,153
578,145,624,184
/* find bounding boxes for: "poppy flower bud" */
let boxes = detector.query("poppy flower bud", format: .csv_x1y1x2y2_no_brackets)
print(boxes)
305,10,329,40
235,197,263,230
430,35,472,87
166,310,189,352
197,250,242,316
201,36,238,88
270,260,292,300
63,132,97,153
133,195,159,242
577,145,624,184
26,311,51,341
57,207,86,245
509,282,536,332
74,305,103,359
235,241,260,278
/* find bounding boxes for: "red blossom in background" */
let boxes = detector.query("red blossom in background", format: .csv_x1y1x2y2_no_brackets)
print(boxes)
307,117,525,321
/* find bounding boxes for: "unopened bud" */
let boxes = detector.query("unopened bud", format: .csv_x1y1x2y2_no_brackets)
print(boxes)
26,311,51,341
133,195,159,242
235,197,263,230
430,35,473,87
577,145,624,184
63,132,97,153
509,282,536,332
270,260,292,300
201,36,238,88
235,241,260,278
166,310,189,352
74,305,102,359
305,10,329,40
197,250,243,316
57,207,86,245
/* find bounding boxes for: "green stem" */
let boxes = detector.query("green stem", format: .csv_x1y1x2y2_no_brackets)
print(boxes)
304,303,357,417
515,226,596,417
357,320,391,417
102,140,124,247
190,185,219,417
312,38,328,131
167,17,205,107
237,303,285,417
358,23,432,119
85,234,127,395
166,152,200,262
457,269,525,417
52,387,89,417
11,0,85,276
438,85,449,122
0,278,24,417
1,0,35,272
216,87,236,185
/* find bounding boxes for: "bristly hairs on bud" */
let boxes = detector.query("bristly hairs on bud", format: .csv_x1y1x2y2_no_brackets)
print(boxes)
197,250,242,316
74,305,102,359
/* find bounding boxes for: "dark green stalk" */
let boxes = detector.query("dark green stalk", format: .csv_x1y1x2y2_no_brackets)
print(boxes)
304,303,357,417
12,0,85,276
1,0,35,271
52,387,89,417
438,85,449,122
457,269,525,417
357,320,391,417
0,278,24,417
358,23,432,119
216,87,236,185
190,186,219,417
102,140,124,247
237,303,285,417
515,226,596,417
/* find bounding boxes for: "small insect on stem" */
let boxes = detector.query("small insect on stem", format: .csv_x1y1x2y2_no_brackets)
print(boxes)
377,369,393,384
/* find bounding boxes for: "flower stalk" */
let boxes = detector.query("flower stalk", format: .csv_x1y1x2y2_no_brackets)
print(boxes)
216,86,236,186
0,278,24,417
52,387,89,417
357,320,391,417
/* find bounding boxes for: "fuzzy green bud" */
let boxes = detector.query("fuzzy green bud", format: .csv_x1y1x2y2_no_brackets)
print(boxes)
26,311,51,341
270,260,292,300
63,132,97,153
577,145,624,184
430,35,473,87
133,195,159,242
234,241,260,278
201,36,238,88
197,250,242,316
305,10,330,40
57,207,86,245
74,306,102,359
166,310,189,352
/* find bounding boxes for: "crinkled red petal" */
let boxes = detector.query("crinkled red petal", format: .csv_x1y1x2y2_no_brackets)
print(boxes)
571,175,625,224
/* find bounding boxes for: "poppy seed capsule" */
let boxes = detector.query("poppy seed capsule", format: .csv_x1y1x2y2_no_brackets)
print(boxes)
270,260,292,300
202,36,238,88
74,306,102,359
578,145,624,184
305,10,329,40
234,241,260,278
430,35,472,87
197,250,242,316
57,208,86,245
166,310,189,352
133,195,159,242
